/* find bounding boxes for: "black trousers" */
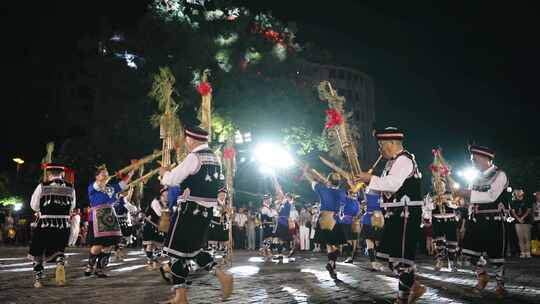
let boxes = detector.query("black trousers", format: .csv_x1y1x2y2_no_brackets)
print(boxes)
376,206,421,267
432,216,458,259
170,251,216,288
163,201,212,259
462,215,506,284
463,216,505,262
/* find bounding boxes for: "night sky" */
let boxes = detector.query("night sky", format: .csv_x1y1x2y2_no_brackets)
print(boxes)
3,0,540,175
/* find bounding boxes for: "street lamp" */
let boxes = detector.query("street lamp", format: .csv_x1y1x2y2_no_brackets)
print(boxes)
12,157,24,175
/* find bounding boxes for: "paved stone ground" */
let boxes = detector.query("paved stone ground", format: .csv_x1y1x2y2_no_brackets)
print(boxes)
1,247,539,304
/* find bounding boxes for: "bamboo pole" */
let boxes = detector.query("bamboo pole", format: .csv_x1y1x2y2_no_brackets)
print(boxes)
223,139,236,266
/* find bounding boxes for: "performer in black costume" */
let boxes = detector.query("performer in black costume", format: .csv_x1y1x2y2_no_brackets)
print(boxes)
207,188,230,255
143,187,168,270
159,126,233,304
29,163,76,288
259,194,277,260
356,127,426,304
454,145,509,297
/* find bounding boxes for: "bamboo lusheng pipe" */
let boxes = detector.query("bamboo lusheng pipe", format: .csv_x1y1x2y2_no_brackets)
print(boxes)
200,69,212,139
295,159,329,185
319,81,363,177
119,167,161,194
112,150,162,179
432,149,463,209
223,139,235,266
319,154,383,193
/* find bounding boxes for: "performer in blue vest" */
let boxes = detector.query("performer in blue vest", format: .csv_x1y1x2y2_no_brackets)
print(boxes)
356,127,426,304
304,169,346,280
361,192,385,271
159,125,233,304
85,164,133,278
454,145,509,297
341,193,360,263
29,163,76,288
274,193,296,257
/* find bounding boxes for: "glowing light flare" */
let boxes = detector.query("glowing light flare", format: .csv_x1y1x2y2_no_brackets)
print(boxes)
462,167,479,182
13,203,22,212
228,265,259,277
254,143,294,169
259,165,275,176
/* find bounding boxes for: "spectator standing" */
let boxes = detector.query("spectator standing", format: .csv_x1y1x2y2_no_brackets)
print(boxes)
511,189,532,258
234,208,248,249
299,207,311,251
246,209,256,250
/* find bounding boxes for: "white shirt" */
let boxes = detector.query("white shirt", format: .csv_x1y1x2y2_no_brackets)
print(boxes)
368,153,414,194
469,165,508,204
71,214,81,227
161,144,209,186
235,213,248,227
30,182,76,212
123,200,139,213
290,206,299,221
261,206,273,217
151,199,163,216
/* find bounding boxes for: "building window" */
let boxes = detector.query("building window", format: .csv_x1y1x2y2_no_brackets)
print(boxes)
338,69,345,80
329,69,336,79
354,74,359,82
355,92,360,101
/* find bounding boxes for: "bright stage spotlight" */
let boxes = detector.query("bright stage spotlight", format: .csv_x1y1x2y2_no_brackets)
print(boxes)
254,143,294,169
259,165,275,176
462,167,479,182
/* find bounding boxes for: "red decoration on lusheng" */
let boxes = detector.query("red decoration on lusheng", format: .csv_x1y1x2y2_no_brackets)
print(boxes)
64,168,76,185
325,109,343,129
432,148,439,156
197,82,212,96
430,164,438,173
439,166,449,177
40,163,48,170
223,147,236,160
117,171,129,182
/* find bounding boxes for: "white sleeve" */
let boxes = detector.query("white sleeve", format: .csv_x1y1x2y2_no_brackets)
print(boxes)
161,153,200,186
124,201,138,213
311,181,317,190
30,184,42,212
118,180,128,190
71,188,76,210
470,172,508,204
368,156,414,193
151,199,162,217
